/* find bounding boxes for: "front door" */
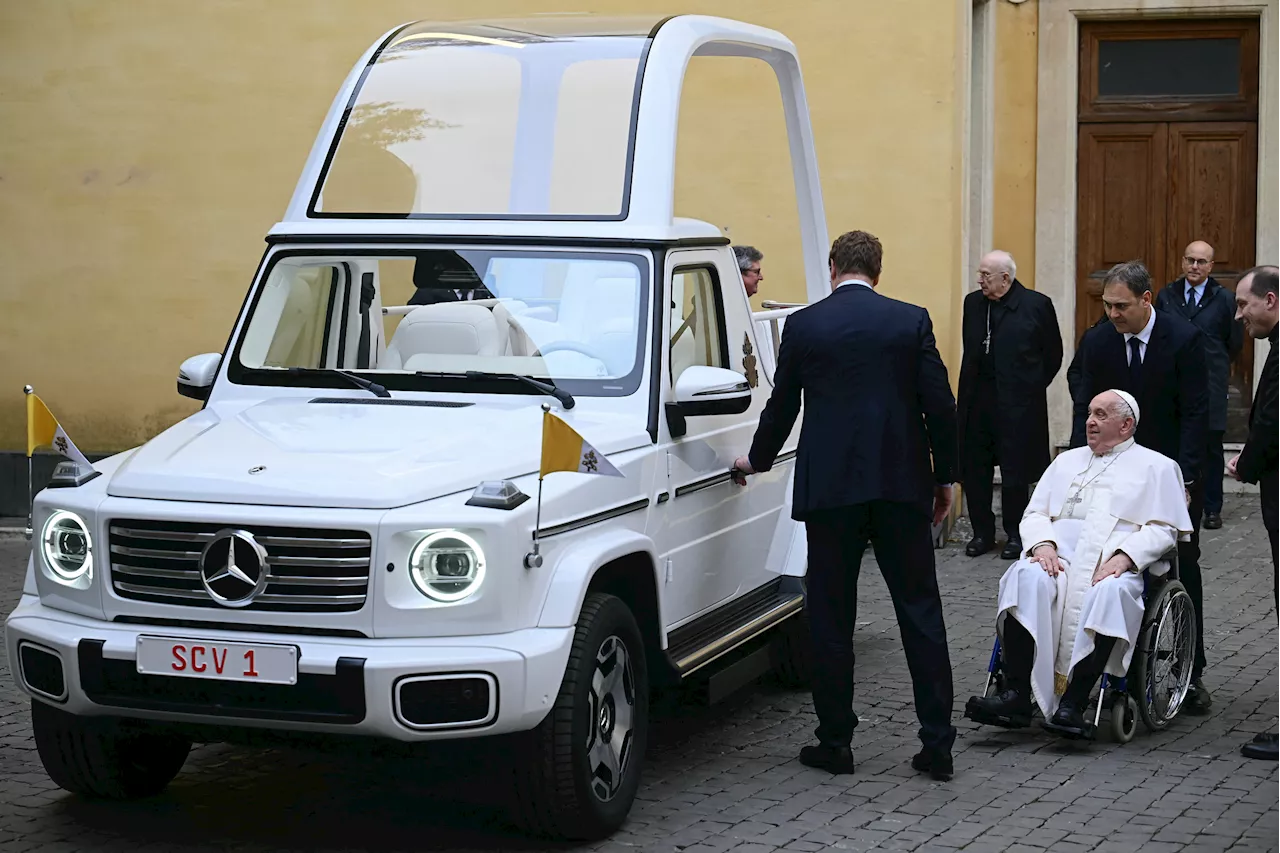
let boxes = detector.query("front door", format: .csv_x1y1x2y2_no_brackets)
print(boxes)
1075,18,1260,436
651,248,794,627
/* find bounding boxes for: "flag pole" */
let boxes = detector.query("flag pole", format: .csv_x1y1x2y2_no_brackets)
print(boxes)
524,404,551,570
22,385,33,541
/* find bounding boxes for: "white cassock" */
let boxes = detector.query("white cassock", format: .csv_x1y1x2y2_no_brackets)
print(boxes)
997,438,1194,717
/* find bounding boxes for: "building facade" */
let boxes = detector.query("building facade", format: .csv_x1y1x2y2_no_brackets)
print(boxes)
0,0,1275,512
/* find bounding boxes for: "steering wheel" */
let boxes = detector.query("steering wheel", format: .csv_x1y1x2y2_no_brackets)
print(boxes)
534,340,608,362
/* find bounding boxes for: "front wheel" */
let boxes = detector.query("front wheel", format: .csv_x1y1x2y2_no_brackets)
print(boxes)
512,593,649,840
32,701,191,799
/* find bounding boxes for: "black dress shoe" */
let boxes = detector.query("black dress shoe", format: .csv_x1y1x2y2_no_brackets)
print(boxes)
1242,732,1279,760
1203,512,1223,530
1182,679,1212,716
965,537,994,557
910,749,953,781
965,689,1033,728
799,744,854,774
1000,539,1024,560
1042,700,1094,739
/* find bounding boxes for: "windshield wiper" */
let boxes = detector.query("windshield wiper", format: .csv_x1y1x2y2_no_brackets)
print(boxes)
286,367,390,398
414,370,574,409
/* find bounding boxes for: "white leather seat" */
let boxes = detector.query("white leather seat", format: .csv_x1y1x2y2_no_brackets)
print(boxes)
381,303,503,370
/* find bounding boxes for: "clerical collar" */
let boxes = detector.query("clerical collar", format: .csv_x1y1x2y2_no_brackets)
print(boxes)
1094,437,1135,458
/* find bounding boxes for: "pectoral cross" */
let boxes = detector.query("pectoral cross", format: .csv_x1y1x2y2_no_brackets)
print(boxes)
1063,489,1085,515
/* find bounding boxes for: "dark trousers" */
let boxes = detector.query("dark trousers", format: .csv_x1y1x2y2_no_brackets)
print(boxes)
804,502,956,753
1180,478,1207,679
1264,522,1274,622
964,384,1029,542
1205,430,1225,514
1262,473,1278,607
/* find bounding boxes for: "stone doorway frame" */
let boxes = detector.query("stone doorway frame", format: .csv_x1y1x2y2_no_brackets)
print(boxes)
1035,0,1278,448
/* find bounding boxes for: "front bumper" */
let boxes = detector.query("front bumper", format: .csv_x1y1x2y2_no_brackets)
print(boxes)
5,594,574,741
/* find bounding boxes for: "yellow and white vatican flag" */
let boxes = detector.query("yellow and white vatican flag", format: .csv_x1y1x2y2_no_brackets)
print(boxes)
539,410,623,479
26,390,92,468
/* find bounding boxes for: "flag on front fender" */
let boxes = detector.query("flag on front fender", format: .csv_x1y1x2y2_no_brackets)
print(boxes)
539,410,623,479
27,392,92,468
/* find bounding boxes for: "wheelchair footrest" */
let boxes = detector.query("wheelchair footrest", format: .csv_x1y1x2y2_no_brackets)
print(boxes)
964,697,1032,729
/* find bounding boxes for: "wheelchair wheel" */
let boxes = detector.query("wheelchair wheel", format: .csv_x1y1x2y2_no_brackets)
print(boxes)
1108,693,1138,743
1130,579,1195,732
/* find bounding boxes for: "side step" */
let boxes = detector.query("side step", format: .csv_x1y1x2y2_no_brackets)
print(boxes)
666,578,804,677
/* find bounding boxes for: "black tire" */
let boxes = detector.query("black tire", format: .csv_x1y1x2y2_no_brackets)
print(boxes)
1130,579,1195,733
1108,693,1137,744
770,611,812,689
512,593,649,841
31,701,191,799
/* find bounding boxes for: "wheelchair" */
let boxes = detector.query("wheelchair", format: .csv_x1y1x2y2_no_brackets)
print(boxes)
965,549,1197,742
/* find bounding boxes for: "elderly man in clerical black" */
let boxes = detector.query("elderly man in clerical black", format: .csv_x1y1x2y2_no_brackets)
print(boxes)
957,250,1063,560
966,389,1193,736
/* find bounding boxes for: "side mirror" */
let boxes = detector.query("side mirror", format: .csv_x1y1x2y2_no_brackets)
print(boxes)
666,366,753,438
177,353,221,401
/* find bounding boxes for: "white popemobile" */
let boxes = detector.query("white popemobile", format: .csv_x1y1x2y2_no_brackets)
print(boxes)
5,15,833,840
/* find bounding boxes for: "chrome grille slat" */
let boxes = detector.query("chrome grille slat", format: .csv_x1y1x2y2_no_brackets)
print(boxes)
267,575,368,587
112,564,201,581
109,519,371,613
111,545,201,560
264,555,369,569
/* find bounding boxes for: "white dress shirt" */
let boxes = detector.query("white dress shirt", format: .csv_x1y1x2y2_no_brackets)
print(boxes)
1124,308,1156,365
835,277,874,291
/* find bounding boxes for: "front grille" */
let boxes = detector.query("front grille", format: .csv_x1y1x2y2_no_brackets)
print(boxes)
108,519,371,613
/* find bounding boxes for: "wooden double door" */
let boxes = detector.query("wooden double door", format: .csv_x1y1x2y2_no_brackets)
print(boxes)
1075,18,1261,436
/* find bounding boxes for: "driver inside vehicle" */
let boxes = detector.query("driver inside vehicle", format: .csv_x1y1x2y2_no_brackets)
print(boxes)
236,249,647,391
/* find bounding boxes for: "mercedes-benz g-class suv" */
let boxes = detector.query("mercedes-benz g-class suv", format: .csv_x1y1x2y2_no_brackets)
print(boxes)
6,14,834,839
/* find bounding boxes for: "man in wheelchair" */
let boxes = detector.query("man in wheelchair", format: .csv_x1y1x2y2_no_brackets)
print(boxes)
966,390,1194,737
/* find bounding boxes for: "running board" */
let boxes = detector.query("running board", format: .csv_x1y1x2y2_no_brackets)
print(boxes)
666,578,805,677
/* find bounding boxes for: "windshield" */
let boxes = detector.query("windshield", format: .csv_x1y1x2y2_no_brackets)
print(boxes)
311,23,651,219
230,248,650,397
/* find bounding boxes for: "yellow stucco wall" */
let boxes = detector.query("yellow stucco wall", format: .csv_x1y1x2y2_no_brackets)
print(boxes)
0,0,969,453
993,0,1038,288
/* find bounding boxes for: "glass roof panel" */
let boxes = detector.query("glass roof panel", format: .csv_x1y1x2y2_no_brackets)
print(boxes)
313,19,660,219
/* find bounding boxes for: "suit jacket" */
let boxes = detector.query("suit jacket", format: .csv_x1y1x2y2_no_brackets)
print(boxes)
1070,309,1209,485
1154,277,1243,431
747,283,958,520
956,280,1063,485
1236,330,1278,486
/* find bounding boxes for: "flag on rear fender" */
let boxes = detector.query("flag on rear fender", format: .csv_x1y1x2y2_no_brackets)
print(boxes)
27,393,92,468
539,410,623,479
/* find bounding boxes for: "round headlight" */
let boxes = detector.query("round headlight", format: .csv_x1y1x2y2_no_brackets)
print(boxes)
41,510,92,583
409,531,485,602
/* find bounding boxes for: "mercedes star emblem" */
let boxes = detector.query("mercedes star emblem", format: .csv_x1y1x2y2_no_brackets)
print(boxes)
199,529,269,607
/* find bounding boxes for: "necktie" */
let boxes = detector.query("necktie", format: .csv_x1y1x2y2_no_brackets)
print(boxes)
1128,337,1143,398
1188,287,1198,309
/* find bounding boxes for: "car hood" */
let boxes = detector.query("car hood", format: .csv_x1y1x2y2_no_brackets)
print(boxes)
106,397,649,509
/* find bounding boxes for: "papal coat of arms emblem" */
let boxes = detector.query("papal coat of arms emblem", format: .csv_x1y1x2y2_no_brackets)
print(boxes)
742,332,758,388
581,449,600,473
54,435,69,456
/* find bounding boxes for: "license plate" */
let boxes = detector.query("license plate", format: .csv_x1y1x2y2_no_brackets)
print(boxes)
136,636,298,685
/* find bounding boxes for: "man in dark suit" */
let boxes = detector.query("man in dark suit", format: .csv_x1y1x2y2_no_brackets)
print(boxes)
733,230,959,780
1228,265,1278,761
1070,259,1212,713
1155,241,1244,529
957,250,1063,559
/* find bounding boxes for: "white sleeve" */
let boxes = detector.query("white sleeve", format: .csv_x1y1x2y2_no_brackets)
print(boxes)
1108,520,1179,570
1018,474,1057,555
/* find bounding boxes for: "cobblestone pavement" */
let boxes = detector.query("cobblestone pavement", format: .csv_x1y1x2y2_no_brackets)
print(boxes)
0,495,1275,852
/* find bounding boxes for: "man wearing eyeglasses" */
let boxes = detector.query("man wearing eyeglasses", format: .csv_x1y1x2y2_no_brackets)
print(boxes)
734,245,764,298
1155,241,1244,530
